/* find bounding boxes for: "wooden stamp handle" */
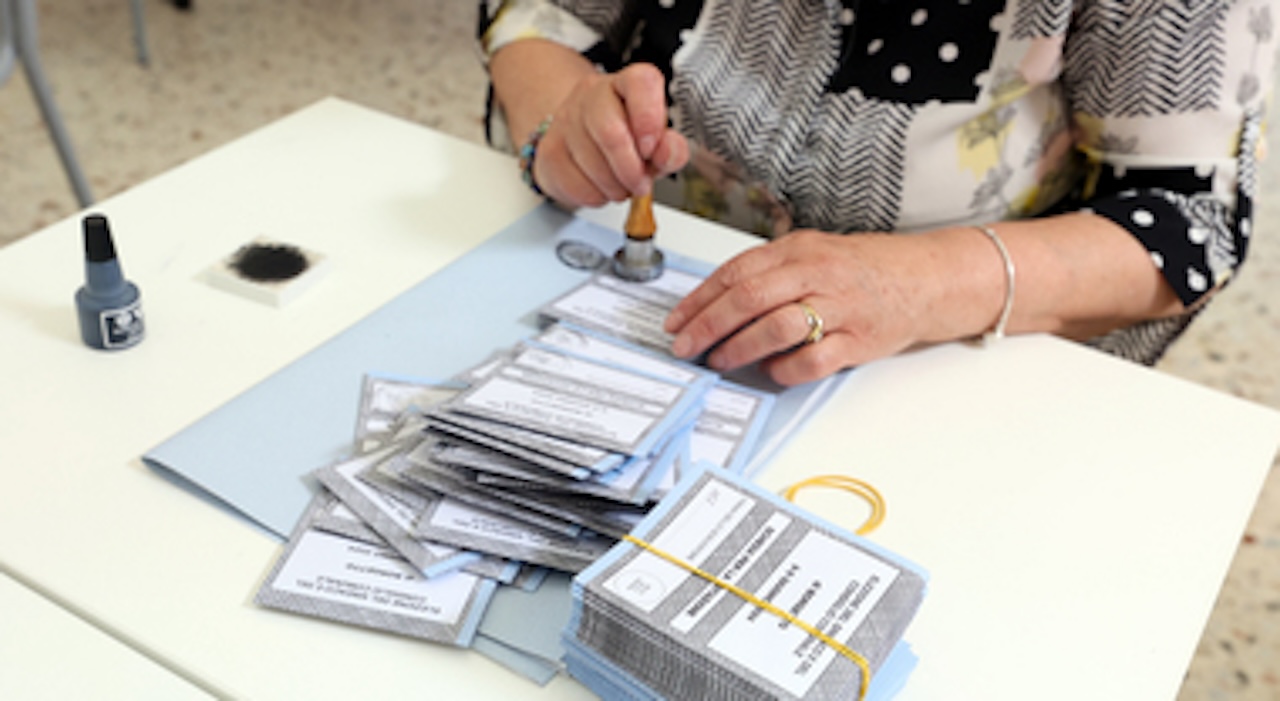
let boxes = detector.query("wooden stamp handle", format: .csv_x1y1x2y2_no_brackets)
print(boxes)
625,194,656,240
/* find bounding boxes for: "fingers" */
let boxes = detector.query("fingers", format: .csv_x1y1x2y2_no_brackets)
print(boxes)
666,247,817,361
612,64,668,161
582,86,650,196
538,64,676,207
662,232,919,384
665,249,772,335
760,334,860,386
649,129,690,178
703,298,829,371
563,121,632,202
534,147,612,207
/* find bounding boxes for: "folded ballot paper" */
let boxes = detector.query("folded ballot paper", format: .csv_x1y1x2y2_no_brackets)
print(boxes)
565,465,928,701
254,491,496,647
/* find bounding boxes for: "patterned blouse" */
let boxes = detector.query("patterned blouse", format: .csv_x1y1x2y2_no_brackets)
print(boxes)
479,0,1278,363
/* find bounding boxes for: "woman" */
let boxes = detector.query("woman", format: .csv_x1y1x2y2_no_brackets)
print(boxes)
479,0,1276,385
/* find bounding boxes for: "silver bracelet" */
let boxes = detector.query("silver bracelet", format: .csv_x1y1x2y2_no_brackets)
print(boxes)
975,225,1015,346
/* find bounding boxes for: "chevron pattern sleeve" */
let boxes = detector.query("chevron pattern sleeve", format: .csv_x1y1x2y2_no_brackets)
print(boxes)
1062,0,1278,310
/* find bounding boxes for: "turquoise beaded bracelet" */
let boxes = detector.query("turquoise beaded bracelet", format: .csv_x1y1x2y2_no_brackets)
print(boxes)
518,116,553,197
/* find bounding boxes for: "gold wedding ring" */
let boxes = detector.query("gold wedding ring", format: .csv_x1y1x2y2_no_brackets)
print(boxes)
797,301,824,345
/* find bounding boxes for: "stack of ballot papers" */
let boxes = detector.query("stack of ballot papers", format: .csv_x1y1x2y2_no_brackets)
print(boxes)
251,267,926,696
254,271,781,676
564,465,928,700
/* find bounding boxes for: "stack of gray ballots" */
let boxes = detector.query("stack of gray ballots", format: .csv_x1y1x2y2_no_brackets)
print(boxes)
564,466,928,700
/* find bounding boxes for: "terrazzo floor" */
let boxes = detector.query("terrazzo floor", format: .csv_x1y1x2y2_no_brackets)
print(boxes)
1,1,1277,698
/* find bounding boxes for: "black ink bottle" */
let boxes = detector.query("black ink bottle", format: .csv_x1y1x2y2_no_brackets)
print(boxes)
76,214,145,350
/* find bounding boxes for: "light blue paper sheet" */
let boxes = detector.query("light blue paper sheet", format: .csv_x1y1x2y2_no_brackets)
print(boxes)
471,634,561,686
478,571,575,667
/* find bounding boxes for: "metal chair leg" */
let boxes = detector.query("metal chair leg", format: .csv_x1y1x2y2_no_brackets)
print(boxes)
130,0,150,67
12,0,94,207
0,0,16,84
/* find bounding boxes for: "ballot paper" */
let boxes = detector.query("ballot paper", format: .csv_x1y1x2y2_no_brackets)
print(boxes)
255,494,496,647
414,490,616,573
425,408,614,477
469,452,667,506
429,438,664,506
308,491,551,593
402,458,587,538
533,322,777,474
560,634,918,701
406,458,650,540
307,490,385,545
353,373,464,452
683,381,774,476
539,269,703,352
320,364,703,575
532,323,714,387
441,343,716,458
312,447,516,581
565,465,928,700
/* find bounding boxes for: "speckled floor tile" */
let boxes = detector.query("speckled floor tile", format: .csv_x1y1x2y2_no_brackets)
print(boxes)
2,1,1277,698
0,0,488,242
1160,108,1280,701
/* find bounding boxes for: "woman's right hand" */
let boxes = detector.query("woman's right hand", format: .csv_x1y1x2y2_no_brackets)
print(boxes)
532,63,690,208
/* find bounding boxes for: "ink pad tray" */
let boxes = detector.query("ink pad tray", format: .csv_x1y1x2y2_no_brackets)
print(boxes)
203,237,330,307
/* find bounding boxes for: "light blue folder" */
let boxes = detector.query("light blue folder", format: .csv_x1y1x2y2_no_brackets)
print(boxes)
143,205,845,541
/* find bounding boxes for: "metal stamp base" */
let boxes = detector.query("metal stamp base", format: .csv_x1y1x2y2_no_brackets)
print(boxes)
612,239,665,282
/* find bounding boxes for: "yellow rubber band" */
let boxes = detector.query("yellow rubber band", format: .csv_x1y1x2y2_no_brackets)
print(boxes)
621,534,872,700
782,475,886,536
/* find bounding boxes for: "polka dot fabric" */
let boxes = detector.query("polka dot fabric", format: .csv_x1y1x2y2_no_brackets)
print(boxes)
1089,192,1212,306
826,0,1004,103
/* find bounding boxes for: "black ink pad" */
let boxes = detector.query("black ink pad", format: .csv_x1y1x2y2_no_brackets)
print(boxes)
229,243,310,282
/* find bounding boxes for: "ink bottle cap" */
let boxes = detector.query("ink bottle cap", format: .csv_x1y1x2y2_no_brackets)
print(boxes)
75,214,145,350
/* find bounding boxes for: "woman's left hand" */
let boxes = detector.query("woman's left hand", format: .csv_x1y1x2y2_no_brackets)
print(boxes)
663,230,952,385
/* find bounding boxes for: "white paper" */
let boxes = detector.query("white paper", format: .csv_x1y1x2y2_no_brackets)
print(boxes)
447,344,709,456
603,478,753,613
542,284,675,351
417,495,615,573
270,530,479,624
707,530,901,697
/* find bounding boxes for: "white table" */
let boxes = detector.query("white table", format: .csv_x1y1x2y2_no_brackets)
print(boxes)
1,98,1276,700
0,570,211,699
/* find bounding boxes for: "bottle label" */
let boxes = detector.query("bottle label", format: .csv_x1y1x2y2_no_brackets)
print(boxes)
99,298,145,349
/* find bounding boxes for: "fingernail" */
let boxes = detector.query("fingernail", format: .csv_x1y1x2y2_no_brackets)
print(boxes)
671,333,692,358
638,135,656,158
664,311,683,333
662,145,682,174
707,352,729,371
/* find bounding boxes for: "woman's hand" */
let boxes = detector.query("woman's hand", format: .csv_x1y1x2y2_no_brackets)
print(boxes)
663,230,964,385
532,63,689,208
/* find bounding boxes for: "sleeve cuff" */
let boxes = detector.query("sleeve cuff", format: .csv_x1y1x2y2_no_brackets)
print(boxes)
1086,189,1238,307
481,1,603,61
